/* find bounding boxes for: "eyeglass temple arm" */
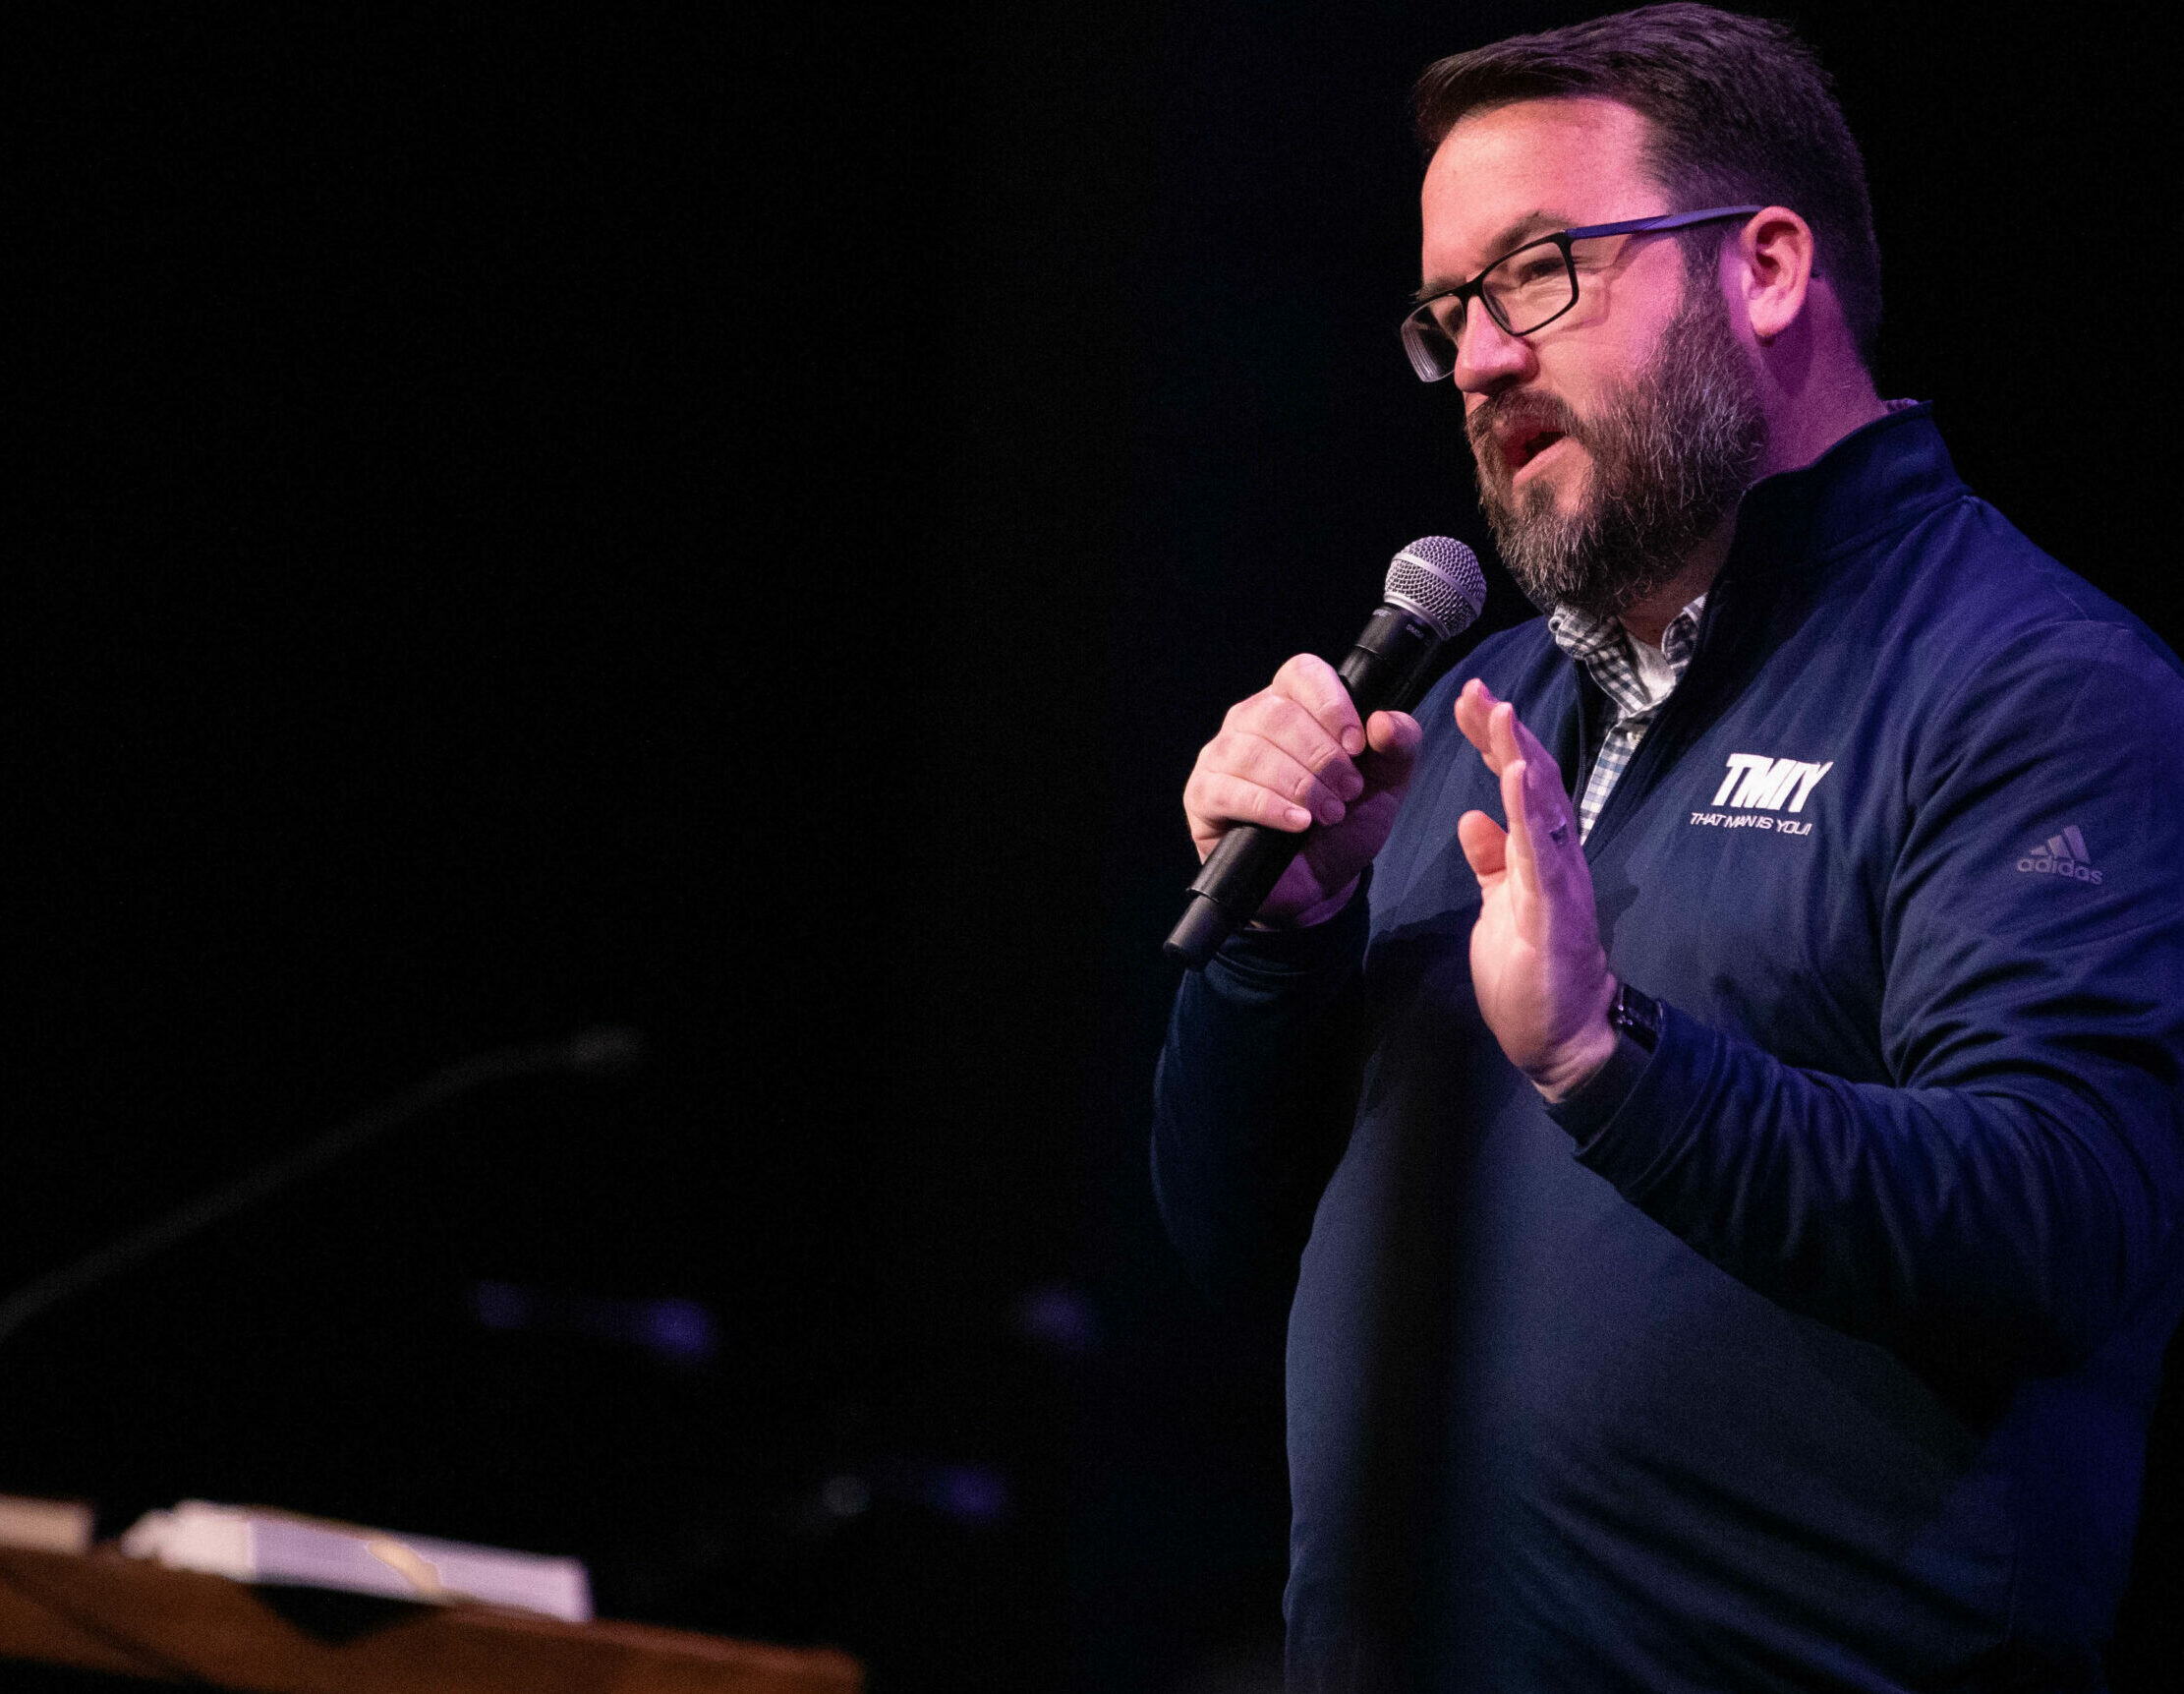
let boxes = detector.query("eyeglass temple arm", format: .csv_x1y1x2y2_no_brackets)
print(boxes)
1562,204,1766,242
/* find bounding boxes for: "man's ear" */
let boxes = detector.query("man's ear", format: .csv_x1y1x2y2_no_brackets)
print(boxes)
1736,206,1815,343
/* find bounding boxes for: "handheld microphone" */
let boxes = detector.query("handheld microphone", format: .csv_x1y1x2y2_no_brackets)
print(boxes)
1164,537,1485,969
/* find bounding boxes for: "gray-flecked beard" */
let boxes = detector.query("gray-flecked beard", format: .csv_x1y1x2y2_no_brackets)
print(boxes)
1469,281,1768,622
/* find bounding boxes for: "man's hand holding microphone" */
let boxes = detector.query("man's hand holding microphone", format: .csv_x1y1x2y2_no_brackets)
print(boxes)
1169,537,1617,1101
1181,654,1422,928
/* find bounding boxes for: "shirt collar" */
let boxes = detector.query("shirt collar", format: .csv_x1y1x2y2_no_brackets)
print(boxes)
1547,594,1707,719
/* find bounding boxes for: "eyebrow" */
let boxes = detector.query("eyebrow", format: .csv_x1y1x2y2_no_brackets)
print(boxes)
1413,209,1571,302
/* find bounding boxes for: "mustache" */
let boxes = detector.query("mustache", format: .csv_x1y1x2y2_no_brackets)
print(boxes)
1466,390,1586,464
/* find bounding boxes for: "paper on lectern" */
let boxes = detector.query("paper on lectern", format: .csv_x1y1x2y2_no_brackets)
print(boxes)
120,1500,592,1622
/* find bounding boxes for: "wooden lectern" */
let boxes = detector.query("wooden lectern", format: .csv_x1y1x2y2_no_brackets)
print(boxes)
0,1548,863,1692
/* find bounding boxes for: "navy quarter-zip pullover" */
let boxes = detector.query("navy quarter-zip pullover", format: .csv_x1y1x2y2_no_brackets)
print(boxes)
1153,406,2184,1691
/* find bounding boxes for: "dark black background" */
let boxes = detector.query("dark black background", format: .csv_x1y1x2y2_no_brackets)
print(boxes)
12,5,2178,1689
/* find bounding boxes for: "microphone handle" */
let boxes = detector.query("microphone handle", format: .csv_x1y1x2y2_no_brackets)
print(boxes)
1165,608,1445,968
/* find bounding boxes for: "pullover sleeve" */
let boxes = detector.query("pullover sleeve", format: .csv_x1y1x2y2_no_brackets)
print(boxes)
1553,624,2184,1374
1152,882,1372,1307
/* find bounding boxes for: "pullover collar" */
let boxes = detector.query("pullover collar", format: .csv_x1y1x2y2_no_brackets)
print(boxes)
1713,400,1962,593
1572,401,1967,847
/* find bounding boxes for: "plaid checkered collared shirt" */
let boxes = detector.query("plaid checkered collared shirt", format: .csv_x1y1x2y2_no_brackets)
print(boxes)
1546,595,1707,840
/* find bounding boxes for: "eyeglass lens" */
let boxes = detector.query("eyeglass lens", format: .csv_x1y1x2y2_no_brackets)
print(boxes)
1404,239,1577,380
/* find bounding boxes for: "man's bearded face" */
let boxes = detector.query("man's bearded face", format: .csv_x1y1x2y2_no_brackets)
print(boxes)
1467,264,1769,621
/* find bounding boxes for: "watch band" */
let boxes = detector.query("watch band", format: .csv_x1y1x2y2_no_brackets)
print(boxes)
1607,979,1664,1052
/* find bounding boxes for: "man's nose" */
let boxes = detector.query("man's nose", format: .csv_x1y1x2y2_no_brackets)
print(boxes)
1451,297,1530,393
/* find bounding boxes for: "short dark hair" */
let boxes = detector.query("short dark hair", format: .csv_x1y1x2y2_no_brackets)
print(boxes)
1414,5,1881,370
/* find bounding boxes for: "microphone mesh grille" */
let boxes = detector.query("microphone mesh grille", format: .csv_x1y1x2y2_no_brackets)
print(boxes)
1385,536,1486,638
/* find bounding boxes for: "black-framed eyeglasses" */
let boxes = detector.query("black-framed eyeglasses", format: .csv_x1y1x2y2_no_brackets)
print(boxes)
1399,204,1763,382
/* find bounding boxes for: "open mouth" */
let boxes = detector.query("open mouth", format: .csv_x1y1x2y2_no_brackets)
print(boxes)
1505,427,1567,475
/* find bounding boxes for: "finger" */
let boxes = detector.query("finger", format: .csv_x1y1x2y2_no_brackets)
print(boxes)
1357,710,1422,789
1364,709,1421,754
1525,740,1583,872
1457,807,1508,882
1206,730,1355,825
1500,755,1536,899
1453,676,1488,751
1453,678,1505,771
1271,653,1366,757
1489,700,1524,777
1187,769,1313,836
1503,703,1567,789
1231,690,1365,802
1509,744,1589,908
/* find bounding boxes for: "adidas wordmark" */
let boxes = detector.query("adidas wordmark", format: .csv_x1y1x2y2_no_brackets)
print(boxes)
2019,825,2102,885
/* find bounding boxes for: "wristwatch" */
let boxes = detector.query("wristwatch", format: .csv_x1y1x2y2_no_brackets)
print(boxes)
1607,978,1663,1052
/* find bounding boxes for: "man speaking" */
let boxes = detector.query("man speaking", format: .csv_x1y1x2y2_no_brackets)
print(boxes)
1152,6,2184,1688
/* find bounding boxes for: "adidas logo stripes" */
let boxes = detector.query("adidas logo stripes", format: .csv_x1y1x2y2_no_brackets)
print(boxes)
2018,825,2102,885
